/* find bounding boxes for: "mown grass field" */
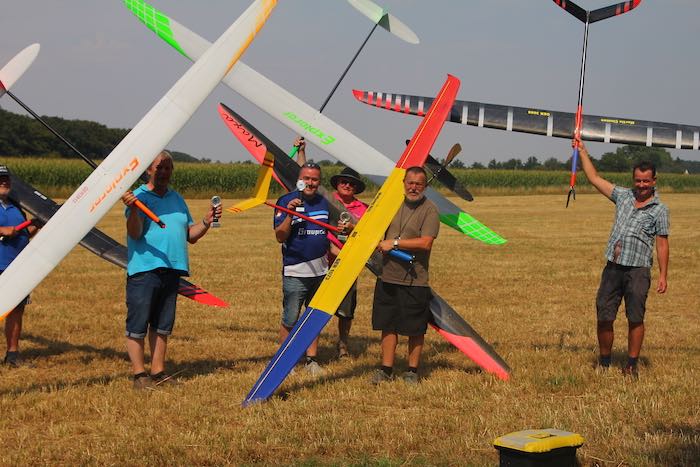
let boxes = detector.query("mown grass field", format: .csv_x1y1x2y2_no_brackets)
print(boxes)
0,193,698,465
5,157,700,199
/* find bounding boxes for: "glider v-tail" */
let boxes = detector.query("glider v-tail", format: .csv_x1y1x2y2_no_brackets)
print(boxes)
553,0,643,206
0,0,276,319
123,0,506,246
0,44,39,98
353,90,700,151
244,75,459,404
219,102,510,381
8,174,227,307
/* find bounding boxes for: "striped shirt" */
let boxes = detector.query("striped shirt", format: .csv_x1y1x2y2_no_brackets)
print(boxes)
604,186,669,268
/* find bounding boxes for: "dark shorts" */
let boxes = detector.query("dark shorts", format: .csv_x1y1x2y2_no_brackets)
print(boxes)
336,281,357,320
125,268,180,338
282,275,324,328
596,262,651,323
0,270,29,307
372,279,431,336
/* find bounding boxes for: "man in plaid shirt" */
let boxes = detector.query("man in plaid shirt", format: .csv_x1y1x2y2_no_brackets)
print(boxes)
577,141,669,378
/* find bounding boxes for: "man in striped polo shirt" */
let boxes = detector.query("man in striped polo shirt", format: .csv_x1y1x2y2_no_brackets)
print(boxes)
577,141,669,378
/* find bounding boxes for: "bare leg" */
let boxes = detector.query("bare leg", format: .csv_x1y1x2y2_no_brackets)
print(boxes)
627,322,645,358
279,325,291,345
149,332,168,375
407,335,425,368
126,337,146,374
380,331,398,368
4,305,24,352
597,321,614,358
306,337,320,358
338,317,352,346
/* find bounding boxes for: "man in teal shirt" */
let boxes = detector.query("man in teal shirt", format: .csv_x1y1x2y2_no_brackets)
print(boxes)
122,151,221,389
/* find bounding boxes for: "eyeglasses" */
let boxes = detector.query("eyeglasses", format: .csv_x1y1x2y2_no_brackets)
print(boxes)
301,162,321,170
337,178,356,186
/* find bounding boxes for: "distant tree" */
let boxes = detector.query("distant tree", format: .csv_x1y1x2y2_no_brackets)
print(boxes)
487,158,499,169
523,156,540,170
447,159,465,169
501,158,523,170
542,157,565,170
470,161,485,169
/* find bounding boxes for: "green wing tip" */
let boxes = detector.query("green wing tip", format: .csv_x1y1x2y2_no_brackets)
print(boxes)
123,0,189,59
441,213,507,245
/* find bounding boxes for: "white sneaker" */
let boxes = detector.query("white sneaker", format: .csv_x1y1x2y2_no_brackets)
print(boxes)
304,360,325,377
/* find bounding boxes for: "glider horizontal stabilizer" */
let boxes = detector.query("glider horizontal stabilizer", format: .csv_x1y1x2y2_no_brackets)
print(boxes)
8,174,227,307
124,0,505,245
244,75,460,404
554,0,642,24
353,90,700,151
0,44,40,98
347,0,420,44
219,103,509,380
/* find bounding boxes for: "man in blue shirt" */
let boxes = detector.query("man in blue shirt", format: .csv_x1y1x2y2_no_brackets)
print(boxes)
121,151,221,389
0,165,39,367
578,141,669,378
274,161,330,376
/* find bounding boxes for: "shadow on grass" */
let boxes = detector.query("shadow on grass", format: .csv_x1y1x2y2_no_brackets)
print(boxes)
22,333,127,361
0,372,126,397
646,422,700,464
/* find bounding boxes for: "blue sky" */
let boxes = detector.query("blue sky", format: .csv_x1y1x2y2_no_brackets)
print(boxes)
2,1,698,164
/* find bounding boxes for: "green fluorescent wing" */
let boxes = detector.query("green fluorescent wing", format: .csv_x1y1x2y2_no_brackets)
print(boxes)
123,0,189,59
440,213,506,245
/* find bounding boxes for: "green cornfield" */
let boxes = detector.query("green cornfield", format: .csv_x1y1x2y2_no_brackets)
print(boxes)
3,157,699,198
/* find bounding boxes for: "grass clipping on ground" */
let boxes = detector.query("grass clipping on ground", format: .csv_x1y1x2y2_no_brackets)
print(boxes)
0,194,698,465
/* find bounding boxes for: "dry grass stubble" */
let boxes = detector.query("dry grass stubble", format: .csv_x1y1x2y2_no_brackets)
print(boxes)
0,194,698,465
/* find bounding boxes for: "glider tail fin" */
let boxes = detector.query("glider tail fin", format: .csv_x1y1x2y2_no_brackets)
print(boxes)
227,151,274,213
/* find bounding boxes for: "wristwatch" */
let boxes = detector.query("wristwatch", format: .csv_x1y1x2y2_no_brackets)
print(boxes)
392,238,399,250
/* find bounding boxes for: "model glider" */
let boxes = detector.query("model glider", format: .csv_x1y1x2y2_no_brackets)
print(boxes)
353,89,700,151
219,102,510,381
123,0,506,246
287,0,419,158
0,0,276,319
244,75,458,404
553,0,643,206
7,174,227,307
0,44,39,98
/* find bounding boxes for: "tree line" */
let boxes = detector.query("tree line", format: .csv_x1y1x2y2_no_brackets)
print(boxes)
2,106,698,173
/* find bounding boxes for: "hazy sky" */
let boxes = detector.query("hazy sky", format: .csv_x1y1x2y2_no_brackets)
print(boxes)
2,1,699,165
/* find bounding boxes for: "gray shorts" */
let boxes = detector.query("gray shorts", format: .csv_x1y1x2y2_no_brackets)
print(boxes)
596,262,651,323
336,281,357,320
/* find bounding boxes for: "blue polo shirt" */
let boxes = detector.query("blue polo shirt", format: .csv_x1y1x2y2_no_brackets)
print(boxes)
125,185,193,276
0,200,30,270
274,191,329,277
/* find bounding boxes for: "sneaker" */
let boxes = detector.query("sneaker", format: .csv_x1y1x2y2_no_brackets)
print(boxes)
622,365,639,380
337,342,350,360
3,351,21,368
401,371,419,385
304,360,325,377
370,369,394,385
151,372,181,387
132,373,155,390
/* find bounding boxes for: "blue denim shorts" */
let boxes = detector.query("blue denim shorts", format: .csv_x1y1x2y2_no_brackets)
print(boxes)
126,268,180,338
281,275,324,328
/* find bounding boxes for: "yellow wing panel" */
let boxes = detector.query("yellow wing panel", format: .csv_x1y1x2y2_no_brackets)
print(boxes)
309,168,406,313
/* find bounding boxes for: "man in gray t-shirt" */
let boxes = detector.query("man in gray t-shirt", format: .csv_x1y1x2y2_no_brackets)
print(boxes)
370,167,440,385
578,141,669,378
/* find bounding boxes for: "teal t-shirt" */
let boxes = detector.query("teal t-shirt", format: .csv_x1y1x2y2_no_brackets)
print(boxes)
125,185,193,276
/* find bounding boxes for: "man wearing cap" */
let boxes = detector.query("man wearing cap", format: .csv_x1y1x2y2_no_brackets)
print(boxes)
329,167,368,359
274,156,331,376
371,166,439,385
0,165,40,367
